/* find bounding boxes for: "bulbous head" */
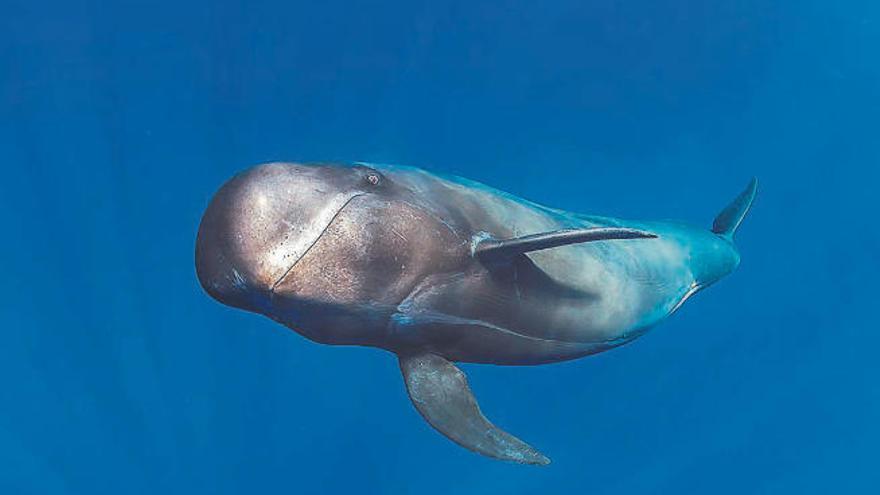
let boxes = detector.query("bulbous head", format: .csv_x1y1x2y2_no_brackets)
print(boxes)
195,163,374,311
195,162,462,346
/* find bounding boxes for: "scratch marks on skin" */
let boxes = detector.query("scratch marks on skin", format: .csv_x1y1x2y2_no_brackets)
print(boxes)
400,199,459,238
391,228,408,243
513,264,522,300
230,267,248,291
511,226,522,300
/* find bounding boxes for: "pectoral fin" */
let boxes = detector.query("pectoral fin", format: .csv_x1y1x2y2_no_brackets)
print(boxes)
474,227,657,265
398,352,550,465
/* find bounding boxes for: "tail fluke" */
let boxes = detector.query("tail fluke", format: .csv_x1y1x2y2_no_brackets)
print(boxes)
712,178,758,240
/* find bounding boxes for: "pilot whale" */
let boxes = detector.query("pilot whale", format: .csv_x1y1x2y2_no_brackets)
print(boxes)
195,162,756,465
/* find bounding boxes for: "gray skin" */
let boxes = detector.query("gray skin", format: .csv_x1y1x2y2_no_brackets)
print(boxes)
195,162,755,465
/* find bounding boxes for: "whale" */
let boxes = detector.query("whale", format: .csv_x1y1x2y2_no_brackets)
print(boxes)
195,162,756,465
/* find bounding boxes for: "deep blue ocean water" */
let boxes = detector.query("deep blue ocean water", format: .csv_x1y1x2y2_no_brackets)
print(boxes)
2,1,879,493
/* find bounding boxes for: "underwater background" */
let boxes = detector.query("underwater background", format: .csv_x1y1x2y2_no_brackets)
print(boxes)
2,0,879,493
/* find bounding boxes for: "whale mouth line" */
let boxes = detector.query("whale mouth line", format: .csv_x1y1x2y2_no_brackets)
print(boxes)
269,193,365,295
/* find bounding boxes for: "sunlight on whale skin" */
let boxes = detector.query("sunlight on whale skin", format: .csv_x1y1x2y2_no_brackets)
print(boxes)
195,162,756,466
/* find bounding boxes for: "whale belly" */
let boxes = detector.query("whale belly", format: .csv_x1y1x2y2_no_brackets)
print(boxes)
388,263,639,364
388,234,697,364
377,165,699,364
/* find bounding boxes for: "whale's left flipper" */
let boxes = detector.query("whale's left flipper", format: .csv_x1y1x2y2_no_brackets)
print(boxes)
398,352,550,466
475,227,657,265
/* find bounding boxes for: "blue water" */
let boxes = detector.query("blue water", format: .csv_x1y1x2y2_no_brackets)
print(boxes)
2,1,878,493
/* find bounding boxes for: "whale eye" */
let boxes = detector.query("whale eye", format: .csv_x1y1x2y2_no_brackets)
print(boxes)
366,173,380,186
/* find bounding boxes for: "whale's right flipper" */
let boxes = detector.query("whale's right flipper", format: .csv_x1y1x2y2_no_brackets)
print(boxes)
474,227,657,266
398,352,550,466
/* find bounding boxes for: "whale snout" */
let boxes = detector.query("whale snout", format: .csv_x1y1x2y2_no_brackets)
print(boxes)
195,164,307,311
195,162,373,313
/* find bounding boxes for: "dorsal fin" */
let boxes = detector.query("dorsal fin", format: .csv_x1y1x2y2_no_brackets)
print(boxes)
474,227,657,265
712,178,758,240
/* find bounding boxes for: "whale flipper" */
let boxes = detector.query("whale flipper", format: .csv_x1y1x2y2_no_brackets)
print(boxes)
398,352,550,465
475,227,657,265
712,178,758,239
